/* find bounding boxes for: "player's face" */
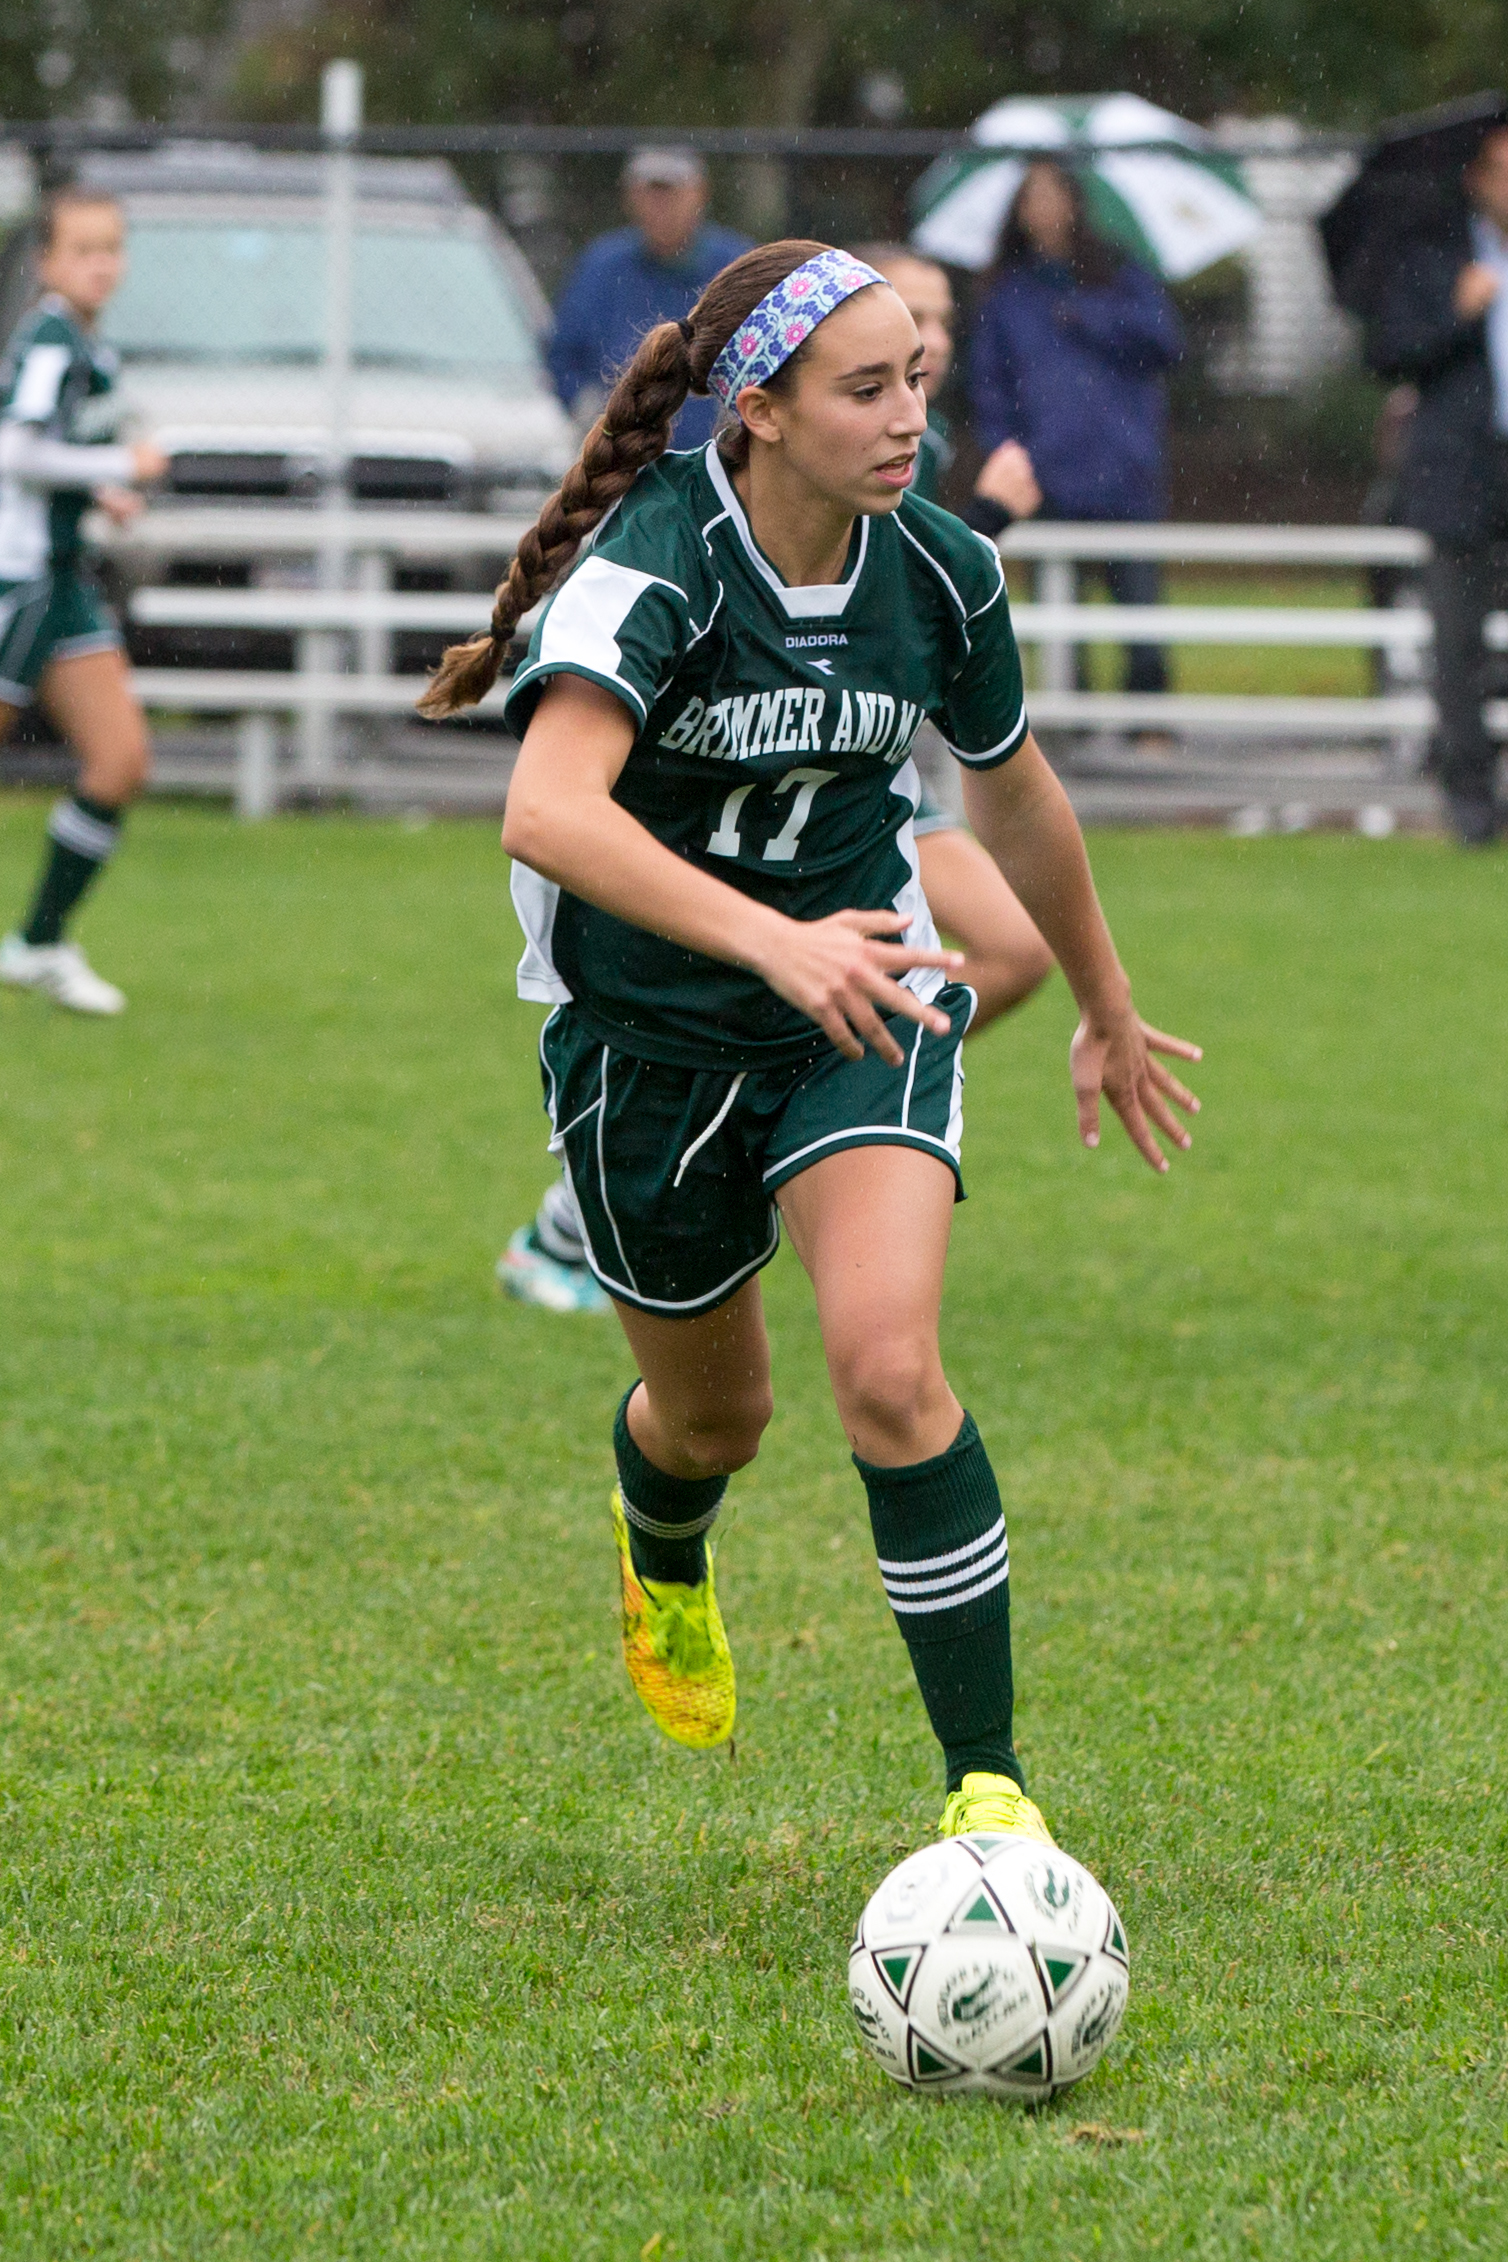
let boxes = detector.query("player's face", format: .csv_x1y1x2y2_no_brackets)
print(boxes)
39,202,126,318
882,257,955,399
742,285,928,515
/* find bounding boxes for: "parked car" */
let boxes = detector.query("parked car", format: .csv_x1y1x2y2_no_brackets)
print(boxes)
0,144,575,671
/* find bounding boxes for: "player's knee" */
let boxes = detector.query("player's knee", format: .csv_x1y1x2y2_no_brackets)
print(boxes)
84,732,151,805
118,728,152,797
674,1382,772,1477
833,1336,945,1452
1018,931,1055,992
976,937,1052,1017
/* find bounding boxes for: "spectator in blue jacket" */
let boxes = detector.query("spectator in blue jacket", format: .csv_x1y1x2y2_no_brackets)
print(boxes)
548,149,752,451
970,160,1184,702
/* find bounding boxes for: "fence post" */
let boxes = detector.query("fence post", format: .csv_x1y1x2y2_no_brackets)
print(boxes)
235,712,278,820
355,548,391,679
299,57,362,791
1037,555,1077,696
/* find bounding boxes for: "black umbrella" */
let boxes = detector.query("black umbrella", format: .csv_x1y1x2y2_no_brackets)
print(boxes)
1321,90,1508,318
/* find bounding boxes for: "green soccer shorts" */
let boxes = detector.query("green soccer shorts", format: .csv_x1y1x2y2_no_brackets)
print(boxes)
539,982,976,1318
0,569,121,707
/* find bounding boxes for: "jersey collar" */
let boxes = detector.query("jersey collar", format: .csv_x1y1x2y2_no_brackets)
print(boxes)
702,441,869,620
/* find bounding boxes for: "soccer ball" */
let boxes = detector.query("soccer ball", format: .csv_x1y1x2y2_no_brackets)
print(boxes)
847,1834,1129,2099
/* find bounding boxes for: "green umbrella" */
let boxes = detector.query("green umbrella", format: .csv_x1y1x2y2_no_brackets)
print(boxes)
911,93,1262,280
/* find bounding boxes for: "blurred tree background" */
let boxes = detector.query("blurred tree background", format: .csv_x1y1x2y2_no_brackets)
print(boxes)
4,0,1502,520
4,0,1506,130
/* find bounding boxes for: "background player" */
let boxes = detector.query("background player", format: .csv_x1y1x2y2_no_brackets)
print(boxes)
862,243,1053,1034
421,242,1200,1848
0,189,167,1015
499,245,1055,1316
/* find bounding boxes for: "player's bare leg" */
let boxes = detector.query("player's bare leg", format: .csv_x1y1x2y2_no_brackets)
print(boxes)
917,826,1053,1037
0,650,151,1015
39,645,151,806
779,1143,1051,1838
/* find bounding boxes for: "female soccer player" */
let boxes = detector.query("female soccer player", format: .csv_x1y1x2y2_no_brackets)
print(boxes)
421,242,1200,1844
0,189,166,1015
498,247,1051,1315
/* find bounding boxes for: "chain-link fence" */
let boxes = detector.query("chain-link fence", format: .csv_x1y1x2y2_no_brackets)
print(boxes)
0,96,1417,820
0,103,1372,565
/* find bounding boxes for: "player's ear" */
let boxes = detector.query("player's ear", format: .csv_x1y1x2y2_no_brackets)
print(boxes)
735,384,784,447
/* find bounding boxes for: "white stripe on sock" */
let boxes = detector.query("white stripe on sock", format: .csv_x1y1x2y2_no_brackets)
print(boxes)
47,799,118,862
620,1490,722,1541
875,1516,1005,1581
884,1555,1011,1615
881,1530,1009,1601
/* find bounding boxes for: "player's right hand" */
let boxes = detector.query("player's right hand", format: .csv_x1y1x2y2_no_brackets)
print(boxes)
754,908,963,1066
131,441,170,483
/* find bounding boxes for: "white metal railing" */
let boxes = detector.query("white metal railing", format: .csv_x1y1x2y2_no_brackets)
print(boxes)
102,513,1463,816
996,524,1428,565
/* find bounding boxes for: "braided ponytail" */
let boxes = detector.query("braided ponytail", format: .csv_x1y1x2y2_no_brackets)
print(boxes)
417,239,837,719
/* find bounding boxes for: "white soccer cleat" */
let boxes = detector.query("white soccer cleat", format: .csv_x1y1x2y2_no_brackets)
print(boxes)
496,1224,609,1313
0,933,126,1015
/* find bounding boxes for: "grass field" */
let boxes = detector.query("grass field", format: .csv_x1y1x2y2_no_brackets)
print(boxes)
1,798,1506,2260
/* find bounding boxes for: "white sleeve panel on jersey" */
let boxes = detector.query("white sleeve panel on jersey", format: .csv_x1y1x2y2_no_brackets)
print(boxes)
531,555,688,720
510,859,573,1005
8,343,71,424
0,421,133,490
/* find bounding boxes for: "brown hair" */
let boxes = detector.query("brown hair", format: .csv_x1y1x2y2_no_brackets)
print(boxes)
417,238,846,719
38,187,122,252
996,161,1119,291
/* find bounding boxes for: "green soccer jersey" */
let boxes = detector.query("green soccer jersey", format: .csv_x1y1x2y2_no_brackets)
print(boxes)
0,294,124,581
503,440,1028,1069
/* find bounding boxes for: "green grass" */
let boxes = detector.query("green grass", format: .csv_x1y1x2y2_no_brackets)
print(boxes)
2,799,1506,2259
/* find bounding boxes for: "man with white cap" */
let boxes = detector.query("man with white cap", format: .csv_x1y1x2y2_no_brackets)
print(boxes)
547,149,752,450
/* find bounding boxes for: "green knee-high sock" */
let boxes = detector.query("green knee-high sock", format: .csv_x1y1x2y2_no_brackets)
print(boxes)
613,1386,726,1587
21,795,123,946
855,1413,1023,1795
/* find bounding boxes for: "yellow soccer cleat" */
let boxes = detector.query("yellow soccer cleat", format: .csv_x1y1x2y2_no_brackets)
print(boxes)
610,1486,736,1751
938,1771,1056,1845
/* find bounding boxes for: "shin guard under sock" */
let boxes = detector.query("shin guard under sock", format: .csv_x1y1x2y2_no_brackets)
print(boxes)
856,1412,1023,1795
21,796,123,946
613,1386,726,1586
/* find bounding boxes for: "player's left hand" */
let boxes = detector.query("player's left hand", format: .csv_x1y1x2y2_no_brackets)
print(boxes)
94,485,144,526
1070,1008,1201,1173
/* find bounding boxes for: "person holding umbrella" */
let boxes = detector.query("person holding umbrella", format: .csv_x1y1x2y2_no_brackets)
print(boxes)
912,96,1260,745
1333,101,1508,845
968,159,1184,717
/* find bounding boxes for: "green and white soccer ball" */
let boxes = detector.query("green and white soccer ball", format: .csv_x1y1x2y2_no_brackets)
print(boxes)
848,1835,1129,2099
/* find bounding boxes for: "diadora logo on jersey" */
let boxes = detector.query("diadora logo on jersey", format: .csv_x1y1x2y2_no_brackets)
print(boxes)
785,632,846,676
659,685,923,766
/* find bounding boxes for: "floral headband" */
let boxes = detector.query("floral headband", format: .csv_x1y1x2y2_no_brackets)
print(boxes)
707,249,887,408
